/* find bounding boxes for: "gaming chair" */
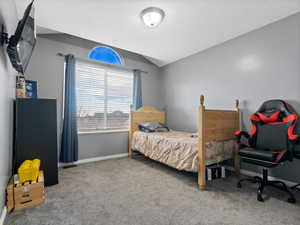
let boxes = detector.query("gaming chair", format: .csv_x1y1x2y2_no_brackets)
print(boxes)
235,99,299,203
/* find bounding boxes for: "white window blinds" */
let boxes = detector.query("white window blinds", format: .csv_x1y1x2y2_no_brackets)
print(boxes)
75,60,133,132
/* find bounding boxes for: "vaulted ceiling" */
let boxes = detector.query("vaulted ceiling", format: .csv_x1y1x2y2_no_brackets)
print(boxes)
16,0,300,67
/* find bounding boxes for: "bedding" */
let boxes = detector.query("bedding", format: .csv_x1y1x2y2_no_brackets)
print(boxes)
131,131,236,172
139,122,169,132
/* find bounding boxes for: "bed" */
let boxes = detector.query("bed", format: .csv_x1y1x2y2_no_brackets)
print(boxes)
128,95,241,190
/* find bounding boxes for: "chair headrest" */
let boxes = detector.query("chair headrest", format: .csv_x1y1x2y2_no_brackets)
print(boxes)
255,100,297,123
249,99,299,141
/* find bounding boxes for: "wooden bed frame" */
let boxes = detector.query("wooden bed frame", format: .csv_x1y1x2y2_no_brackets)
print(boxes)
128,95,240,190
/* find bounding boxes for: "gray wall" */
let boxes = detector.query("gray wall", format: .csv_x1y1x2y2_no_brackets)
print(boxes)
161,13,300,183
0,0,17,212
26,35,163,160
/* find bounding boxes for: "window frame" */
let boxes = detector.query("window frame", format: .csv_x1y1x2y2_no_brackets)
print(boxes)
88,46,124,66
74,58,133,134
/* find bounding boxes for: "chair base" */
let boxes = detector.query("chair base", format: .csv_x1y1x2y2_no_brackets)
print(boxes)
237,168,296,203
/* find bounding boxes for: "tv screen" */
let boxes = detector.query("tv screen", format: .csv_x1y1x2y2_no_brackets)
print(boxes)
7,1,36,74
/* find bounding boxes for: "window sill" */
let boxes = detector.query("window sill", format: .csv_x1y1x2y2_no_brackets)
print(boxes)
78,129,129,135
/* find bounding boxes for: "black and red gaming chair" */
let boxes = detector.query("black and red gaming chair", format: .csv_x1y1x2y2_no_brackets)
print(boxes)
235,99,298,203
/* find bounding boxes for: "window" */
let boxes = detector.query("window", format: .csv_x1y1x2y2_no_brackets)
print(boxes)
88,46,123,65
76,60,133,132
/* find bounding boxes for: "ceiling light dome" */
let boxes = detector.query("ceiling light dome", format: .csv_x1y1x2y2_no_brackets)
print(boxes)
141,7,165,28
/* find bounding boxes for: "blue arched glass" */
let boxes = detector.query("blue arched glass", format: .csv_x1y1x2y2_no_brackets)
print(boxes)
88,46,123,65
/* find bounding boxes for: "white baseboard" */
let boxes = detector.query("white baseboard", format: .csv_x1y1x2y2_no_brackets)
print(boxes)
226,166,299,189
0,207,7,225
59,153,128,167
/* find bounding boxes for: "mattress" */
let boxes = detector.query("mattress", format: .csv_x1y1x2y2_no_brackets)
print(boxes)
131,131,236,172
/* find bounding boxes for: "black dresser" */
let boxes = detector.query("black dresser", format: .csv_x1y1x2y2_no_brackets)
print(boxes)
13,99,58,186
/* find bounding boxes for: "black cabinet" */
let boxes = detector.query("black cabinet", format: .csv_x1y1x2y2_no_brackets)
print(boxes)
13,99,58,186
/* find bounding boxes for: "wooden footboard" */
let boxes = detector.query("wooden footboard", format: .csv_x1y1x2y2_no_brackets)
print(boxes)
198,95,240,190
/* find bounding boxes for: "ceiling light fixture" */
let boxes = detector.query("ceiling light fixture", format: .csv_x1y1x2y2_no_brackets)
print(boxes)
140,7,165,28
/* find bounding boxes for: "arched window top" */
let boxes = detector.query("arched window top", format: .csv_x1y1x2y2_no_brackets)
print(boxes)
88,46,123,65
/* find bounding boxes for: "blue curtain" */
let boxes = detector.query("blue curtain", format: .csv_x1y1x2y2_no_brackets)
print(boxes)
60,55,78,163
132,70,142,111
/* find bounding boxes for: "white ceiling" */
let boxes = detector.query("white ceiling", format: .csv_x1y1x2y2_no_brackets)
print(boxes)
16,0,300,67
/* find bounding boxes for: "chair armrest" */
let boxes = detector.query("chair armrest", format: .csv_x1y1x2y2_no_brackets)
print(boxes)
235,130,250,143
289,136,300,159
289,134,300,144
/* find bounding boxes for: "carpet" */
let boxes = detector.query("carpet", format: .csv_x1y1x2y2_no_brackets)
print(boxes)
5,155,300,225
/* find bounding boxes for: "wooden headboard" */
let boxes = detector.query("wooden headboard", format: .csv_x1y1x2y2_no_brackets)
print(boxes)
128,106,165,156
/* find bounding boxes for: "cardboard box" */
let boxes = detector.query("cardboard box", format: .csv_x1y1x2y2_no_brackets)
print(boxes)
7,171,45,212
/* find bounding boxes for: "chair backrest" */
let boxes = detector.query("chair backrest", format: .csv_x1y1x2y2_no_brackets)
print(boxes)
249,100,298,151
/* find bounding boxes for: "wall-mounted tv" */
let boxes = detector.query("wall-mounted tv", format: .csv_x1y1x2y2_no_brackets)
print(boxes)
7,0,36,75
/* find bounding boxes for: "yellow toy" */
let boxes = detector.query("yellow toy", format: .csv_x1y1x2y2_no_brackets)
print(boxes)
18,159,41,183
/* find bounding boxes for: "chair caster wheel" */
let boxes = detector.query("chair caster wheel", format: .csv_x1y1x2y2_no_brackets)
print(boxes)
288,198,296,204
237,183,242,188
257,195,264,202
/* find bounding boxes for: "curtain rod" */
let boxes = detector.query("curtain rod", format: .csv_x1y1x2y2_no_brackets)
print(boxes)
56,52,148,74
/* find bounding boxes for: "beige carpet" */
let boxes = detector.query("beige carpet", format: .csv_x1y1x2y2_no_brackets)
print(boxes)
5,155,300,225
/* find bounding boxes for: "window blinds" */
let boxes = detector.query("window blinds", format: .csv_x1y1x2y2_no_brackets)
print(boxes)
75,61,133,132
